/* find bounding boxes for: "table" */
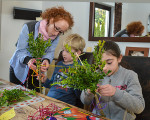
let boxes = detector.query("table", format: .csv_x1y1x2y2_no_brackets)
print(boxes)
0,79,110,120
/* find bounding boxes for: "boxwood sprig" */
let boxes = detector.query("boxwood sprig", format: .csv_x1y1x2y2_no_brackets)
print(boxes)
26,32,52,93
0,89,36,106
27,32,52,61
52,40,110,94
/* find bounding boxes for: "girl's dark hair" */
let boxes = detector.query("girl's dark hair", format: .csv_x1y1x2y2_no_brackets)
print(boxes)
103,41,131,69
103,40,121,58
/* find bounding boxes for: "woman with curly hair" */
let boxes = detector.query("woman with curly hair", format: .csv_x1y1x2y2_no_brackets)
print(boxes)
114,21,144,37
9,6,74,92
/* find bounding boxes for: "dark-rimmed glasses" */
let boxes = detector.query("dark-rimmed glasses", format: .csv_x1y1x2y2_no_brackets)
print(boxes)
54,23,64,35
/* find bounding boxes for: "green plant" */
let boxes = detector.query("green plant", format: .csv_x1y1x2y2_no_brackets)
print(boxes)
52,40,109,116
27,32,52,93
27,32,52,60
0,89,36,106
52,40,109,94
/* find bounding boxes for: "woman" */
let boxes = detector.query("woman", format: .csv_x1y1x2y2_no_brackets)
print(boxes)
115,21,144,37
9,6,74,92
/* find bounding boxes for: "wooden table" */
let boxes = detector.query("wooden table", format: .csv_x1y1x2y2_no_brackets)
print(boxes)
0,79,110,120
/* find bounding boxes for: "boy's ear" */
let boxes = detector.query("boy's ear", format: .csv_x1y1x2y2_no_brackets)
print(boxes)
76,50,81,55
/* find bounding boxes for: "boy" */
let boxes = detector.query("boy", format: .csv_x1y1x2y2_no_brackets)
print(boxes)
42,33,86,107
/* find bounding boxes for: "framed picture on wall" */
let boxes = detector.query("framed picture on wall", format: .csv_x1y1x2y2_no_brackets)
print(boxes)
125,47,149,57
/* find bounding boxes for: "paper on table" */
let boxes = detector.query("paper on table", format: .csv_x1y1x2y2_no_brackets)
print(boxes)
0,108,15,120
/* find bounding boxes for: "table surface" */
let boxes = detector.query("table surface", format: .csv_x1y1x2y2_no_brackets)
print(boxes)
0,79,110,120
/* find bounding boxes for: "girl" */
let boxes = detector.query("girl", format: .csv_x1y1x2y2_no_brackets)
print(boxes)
80,41,145,120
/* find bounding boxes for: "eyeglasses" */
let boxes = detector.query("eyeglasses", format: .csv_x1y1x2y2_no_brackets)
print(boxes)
54,23,64,35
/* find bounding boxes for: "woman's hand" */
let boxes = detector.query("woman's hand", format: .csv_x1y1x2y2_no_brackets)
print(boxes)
97,84,116,96
41,59,50,72
27,58,37,70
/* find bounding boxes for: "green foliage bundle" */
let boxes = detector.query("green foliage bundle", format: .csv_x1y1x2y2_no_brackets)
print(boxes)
26,32,52,93
52,40,109,94
0,89,36,106
27,32,52,62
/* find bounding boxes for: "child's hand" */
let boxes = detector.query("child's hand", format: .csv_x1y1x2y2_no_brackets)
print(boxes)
41,60,50,72
97,84,116,96
85,89,94,96
37,74,47,83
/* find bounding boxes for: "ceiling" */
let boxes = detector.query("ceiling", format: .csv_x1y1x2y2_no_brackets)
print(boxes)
7,0,150,3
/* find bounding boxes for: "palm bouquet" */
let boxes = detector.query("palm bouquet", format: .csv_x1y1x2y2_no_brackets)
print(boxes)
52,40,109,116
27,32,51,93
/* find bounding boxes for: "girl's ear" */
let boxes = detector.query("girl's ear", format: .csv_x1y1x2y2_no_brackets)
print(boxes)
118,54,123,63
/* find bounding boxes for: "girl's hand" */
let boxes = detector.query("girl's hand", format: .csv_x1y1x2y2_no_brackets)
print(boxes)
28,58,37,70
85,89,94,96
97,84,116,96
41,60,50,72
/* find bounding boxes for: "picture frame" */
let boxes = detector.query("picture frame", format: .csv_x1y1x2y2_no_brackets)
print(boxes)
125,47,149,57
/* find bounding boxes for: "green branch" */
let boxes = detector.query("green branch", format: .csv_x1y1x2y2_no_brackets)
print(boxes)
26,32,52,93
52,40,110,94
0,89,36,106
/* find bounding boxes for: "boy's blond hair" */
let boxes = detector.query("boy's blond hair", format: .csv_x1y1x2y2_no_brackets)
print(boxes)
63,33,86,52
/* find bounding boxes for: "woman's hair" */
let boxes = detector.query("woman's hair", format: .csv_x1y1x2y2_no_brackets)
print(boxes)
41,6,74,29
126,21,144,36
63,33,86,52
103,40,121,58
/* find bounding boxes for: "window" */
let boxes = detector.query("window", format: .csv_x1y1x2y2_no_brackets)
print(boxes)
94,3,111,37
89,2,112,41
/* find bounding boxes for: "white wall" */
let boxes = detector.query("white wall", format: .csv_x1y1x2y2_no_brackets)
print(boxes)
0,1,150,81
122,3,150,35
0,1,42,81
120,3,150,56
